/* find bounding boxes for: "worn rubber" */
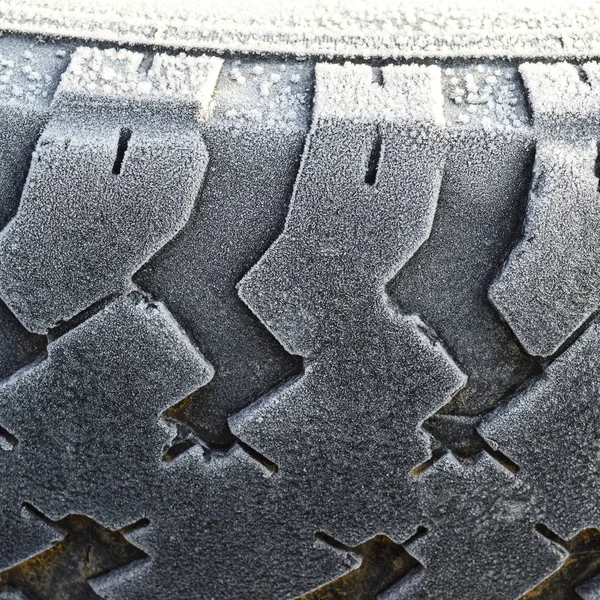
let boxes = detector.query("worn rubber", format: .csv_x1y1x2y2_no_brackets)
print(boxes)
0,21,598,600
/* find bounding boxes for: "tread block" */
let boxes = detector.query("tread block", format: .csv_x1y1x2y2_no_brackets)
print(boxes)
405,454,562,600
234,63,465,545
98,445,351,600
0,48,222,334
489,62,600,357
480,320,600,541
490,140,600,357
0,121,207,333
238,63,447,355
0,292,213,531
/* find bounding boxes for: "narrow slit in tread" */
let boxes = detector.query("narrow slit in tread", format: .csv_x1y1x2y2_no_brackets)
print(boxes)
119,517,150,536
534,523,568,550
21,501,59,530
237,440,279,474
371,66,384,86
314,530,353,553
365,131,382,187
411,448,446,476
162,438,196,463
0,425,18,450
545,309,600,364
112,127,132,176
595,142,600,192
47,292,121,342
578,66,592,87
485,445,519,473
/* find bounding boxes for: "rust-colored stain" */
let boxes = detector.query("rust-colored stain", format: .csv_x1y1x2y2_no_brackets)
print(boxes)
162,435,197,463
163,395,199,439
0,505,148,600
521,525,600,600
295,532,422,600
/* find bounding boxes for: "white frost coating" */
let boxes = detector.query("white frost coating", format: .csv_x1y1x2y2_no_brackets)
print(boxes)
490,141,600,357
521,62,600,138
233,56,466,550
210,60,312,132
442,64,530,132
1,0,600,59
55,46,223,116
0,37,68,106
315,63,444,126
0,45,221,333
490,61,600,357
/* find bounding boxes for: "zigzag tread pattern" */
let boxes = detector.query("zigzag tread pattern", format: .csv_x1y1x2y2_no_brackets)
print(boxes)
233,62,466,545
0,33,598,600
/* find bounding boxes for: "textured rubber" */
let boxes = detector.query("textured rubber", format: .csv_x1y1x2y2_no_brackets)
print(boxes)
0,27,599,600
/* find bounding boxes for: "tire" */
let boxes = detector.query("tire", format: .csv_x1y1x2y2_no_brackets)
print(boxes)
0,14,597,600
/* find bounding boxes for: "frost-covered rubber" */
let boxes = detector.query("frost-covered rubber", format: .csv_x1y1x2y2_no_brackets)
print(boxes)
0,15,600,600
